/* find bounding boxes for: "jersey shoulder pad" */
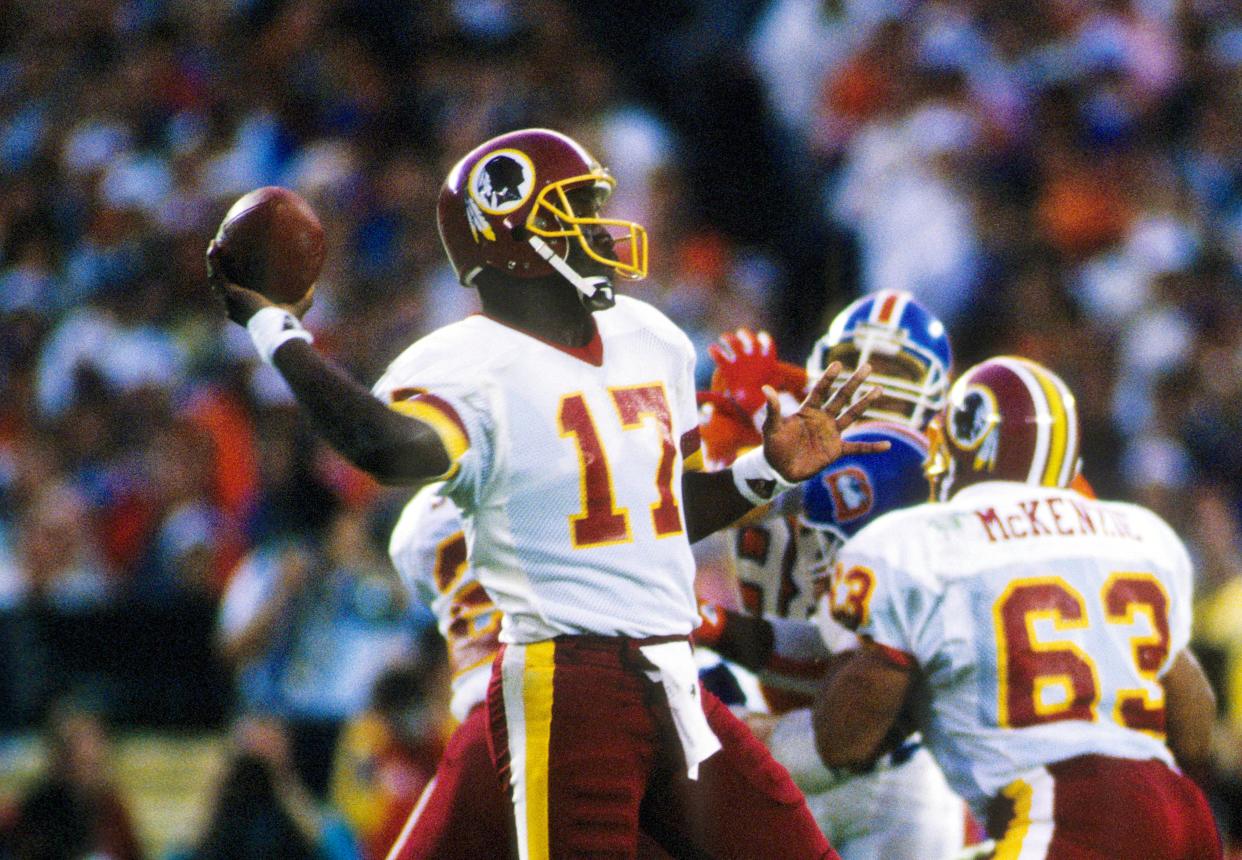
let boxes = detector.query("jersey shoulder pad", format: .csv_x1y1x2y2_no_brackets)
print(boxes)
388,483,461,561
800,421,929,540
388,483,466,600
371,317,493,399
607,295,695,357
836,500,946,593
1100,498,1192,573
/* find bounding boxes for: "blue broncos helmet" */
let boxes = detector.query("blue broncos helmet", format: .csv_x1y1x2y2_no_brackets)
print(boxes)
806,290,952,431
800,422,931,567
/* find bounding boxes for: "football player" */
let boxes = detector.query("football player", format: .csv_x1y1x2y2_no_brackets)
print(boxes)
382,484,512,859
382,486,671,860
206,128,891,859
694,293,965,859
813,356,1221,860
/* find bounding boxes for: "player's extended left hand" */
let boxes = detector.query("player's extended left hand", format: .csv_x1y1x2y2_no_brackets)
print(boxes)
760,361,889,482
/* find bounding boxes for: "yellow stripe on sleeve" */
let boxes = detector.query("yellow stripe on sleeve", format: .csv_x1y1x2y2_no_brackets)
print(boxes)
683,447,705,473
389,399,469,479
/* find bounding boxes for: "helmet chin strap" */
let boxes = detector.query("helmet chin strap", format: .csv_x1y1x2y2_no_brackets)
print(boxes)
528,235,615,310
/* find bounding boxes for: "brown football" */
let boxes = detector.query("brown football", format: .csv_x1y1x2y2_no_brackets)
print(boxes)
213,186,325,305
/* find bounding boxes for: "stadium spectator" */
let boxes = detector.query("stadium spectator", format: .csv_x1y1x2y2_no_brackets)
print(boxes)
216,506,433,798
3,699,145,860
171,715,360,860
329,657,448,860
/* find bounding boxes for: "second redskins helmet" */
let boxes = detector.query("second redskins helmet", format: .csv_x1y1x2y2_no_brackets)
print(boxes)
436,128,648,309
925,356,1080,501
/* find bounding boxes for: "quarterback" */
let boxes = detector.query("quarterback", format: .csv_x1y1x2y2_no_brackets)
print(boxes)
813,356,1221,859
694,293,964,859
206,128,892,859
382,486,672,860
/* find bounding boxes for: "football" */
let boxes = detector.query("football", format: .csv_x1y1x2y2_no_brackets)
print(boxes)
212,186,325,305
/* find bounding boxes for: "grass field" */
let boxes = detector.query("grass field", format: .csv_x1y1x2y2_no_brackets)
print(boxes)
0,732,228,857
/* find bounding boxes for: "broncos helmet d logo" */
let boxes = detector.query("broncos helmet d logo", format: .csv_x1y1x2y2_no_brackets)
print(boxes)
824,466,874,523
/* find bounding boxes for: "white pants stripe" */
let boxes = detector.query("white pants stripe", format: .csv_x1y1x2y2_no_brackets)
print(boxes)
500,642,555,860
383,775,438,860
501,644,532,860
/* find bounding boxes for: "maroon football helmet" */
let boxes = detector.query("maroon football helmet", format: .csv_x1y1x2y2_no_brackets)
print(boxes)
436,128,648,309
925,356,1080,501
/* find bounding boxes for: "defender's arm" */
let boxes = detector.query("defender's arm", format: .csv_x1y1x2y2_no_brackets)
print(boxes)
812,642,914,768
1163,648,1216,786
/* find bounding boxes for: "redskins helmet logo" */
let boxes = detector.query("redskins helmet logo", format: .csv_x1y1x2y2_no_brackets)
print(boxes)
468,149,535,215
948,384,1000,472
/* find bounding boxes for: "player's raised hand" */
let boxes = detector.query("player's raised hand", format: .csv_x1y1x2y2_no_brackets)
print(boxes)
760,361,889,482
708,328,780,415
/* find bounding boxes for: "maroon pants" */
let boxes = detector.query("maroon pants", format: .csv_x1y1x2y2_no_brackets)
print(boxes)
487,635,836,860
985,754,1222,859
386,702,515,860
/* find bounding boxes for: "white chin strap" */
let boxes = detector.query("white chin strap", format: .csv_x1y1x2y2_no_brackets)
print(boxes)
528,235,615,310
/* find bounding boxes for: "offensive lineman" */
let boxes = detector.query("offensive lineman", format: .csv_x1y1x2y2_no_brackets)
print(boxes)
694,293,964,858
813,356,1221,859
383,484,513,859
206,128,889,859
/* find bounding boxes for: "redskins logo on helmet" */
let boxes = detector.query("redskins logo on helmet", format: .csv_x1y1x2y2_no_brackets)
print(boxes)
947,384,1001,473
926,356,1080,501
469,149,535,215
437,128,648,309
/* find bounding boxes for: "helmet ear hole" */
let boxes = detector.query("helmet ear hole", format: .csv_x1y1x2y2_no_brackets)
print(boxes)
511,225,530,241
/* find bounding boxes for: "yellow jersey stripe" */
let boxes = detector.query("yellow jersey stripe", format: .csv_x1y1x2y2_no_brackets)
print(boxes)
683,447,705,473
390,399,469,478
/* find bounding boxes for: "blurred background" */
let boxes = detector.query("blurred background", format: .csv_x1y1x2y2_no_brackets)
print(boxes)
2,0,1242,856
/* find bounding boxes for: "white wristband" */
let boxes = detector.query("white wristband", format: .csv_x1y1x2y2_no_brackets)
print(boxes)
731,446,797,506
246,306,313,366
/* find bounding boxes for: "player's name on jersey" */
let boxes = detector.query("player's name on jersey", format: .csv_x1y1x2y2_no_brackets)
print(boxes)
970,495,1141,544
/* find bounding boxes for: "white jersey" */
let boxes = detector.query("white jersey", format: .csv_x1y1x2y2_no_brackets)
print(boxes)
827,480,1193,813
732,513,820,622
731,505,962,860
730,511,850,711
389,484,497,722
373,295,701,643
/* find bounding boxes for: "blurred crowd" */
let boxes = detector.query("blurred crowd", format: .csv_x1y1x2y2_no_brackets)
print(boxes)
3,0,1242,855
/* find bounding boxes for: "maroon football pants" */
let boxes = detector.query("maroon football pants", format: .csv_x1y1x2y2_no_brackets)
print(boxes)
487,635,837,860
385,702,516,860
986,754,1222,859
384,698,676,860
